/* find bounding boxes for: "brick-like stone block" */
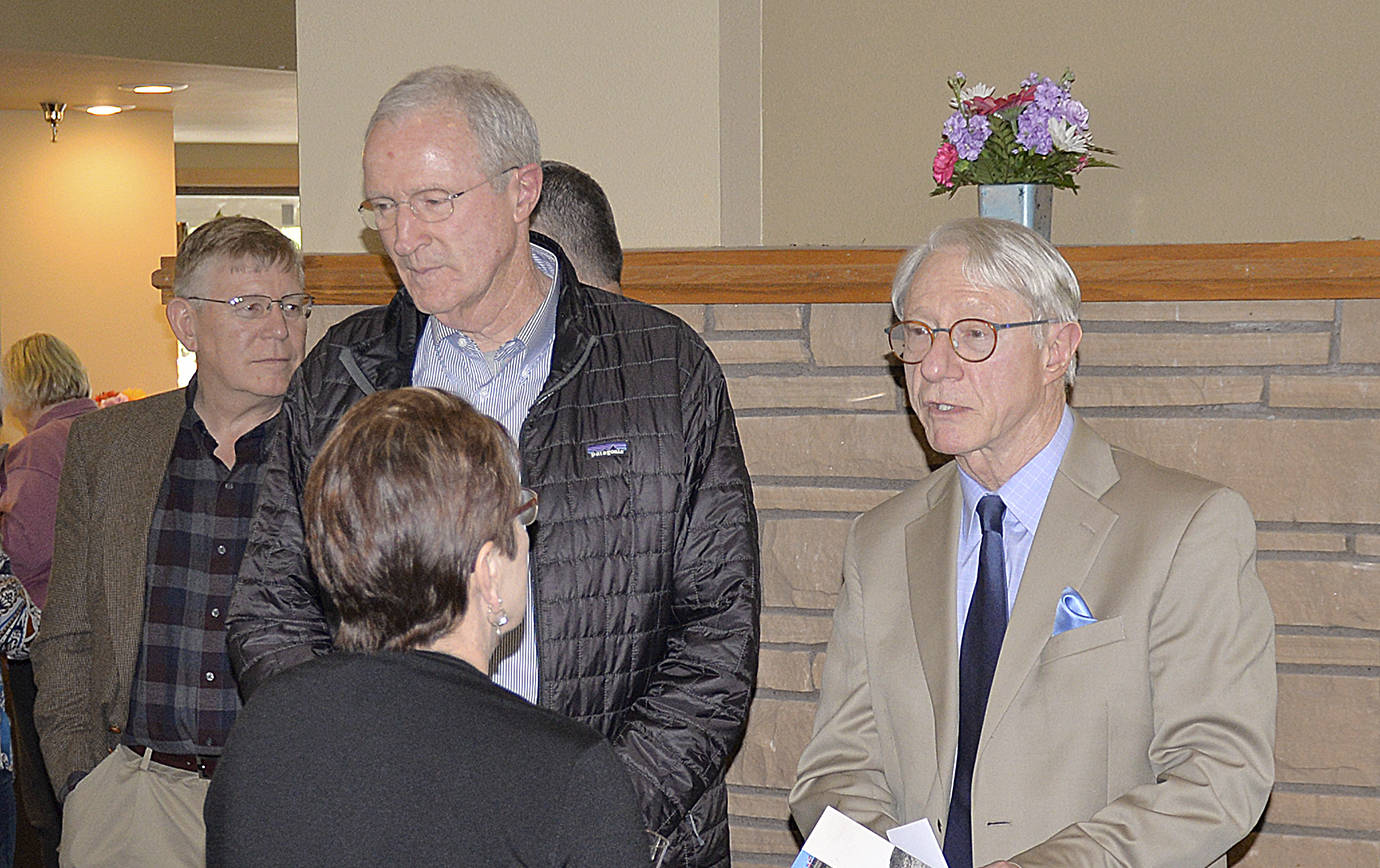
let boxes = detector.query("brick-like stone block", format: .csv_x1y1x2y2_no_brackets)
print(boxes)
758,648,818,692
1262,790,1380,832
1258,560,1380,630
707,338,810,365
761,518,851,608
1255,531,1346,553
1339,299,1380,363
1081,300,1335,323
1275,633,1380,667
1275,673,1380,787
1230,831,1380,867
657,303,706,332
809,303,897,367
727,374,902,411
1270,375,1380,409
753,484,901,514
728,789,792,821
1078,330,1330,367
729,819,799,857
762,611,833,644
1071,374,1263,408
1084,417,1380,524
1354,534,1380,558
727,697,818,789
714,303,803,332
739,414,930,479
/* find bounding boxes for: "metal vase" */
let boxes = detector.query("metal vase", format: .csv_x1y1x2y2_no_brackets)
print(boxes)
978,184,1053,240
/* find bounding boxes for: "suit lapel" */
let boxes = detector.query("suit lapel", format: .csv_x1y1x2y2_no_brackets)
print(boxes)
104,392,186,678
982,418,1121,738
906,469,963,796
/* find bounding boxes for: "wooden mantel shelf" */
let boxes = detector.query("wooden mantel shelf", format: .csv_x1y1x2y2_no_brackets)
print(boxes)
153,239,1380,305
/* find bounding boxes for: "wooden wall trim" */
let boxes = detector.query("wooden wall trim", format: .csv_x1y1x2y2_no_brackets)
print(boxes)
153,239,1380,305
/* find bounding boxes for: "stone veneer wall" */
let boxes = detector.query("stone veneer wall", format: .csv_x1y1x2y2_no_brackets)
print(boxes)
656,299,1380,867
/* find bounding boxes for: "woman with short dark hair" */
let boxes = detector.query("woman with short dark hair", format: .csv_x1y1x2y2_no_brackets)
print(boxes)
205,387,648,867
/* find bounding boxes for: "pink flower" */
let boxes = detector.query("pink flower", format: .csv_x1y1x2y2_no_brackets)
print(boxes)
967,85,1036,115
933,142,959,187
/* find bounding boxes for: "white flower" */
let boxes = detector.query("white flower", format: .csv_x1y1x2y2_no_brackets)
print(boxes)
1048,118,1093,153
949,82,994,109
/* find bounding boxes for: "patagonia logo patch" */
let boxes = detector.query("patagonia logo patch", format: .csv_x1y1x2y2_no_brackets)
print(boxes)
586,441,628,458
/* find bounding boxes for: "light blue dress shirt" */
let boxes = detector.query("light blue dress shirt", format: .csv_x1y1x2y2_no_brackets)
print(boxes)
412,243,560,703
954,407,1074,643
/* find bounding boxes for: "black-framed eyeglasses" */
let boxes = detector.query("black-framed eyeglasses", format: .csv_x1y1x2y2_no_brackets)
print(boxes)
886,318,1051,364
513,488,539,527
358,166,520,231
184,293,314,320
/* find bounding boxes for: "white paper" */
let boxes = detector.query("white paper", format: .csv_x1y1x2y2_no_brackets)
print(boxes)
887,817,949,868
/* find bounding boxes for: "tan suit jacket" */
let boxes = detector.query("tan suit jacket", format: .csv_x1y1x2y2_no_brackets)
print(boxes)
791,416,1276,867
31,389,185,795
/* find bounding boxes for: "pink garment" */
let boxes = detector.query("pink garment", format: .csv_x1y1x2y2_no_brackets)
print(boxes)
0,397,99,607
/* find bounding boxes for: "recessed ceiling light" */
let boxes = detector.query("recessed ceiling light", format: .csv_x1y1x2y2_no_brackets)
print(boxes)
118,83,189,94
85,105,128,115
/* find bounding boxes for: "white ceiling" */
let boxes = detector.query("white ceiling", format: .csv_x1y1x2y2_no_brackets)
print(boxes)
0,50,296,144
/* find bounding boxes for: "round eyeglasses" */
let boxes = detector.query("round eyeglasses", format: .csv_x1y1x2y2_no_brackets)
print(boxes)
513,488,539,527
886,318,1051,364
358,166,519,231
184,293,314,320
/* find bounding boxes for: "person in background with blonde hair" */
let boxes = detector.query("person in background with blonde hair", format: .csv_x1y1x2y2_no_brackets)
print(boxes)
205,388,647,867
0,332,97,868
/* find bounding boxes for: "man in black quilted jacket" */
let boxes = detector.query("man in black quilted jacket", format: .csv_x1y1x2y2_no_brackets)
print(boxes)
226,66,760,868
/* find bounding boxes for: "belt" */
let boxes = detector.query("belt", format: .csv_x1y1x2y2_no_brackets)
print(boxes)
141,749,219,779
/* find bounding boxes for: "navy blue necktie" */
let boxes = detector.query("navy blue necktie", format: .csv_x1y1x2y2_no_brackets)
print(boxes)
943,495,1008,868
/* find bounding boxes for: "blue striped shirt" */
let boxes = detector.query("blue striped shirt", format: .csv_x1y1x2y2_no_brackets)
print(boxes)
411,243,559,702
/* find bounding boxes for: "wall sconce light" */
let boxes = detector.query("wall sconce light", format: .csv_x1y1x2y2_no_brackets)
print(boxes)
41,102,65,142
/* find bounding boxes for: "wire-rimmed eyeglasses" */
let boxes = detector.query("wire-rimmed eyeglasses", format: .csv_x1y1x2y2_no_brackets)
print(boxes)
886,318,1051,364
358,166,520,231
184,293,314,320
513,488,539,527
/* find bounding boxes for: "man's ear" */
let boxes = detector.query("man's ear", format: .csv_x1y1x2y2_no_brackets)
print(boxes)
1043,320,1082,384
166,298,199,353
512,162,542,225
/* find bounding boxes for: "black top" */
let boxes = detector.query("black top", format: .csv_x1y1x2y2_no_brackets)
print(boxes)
205,650,649,867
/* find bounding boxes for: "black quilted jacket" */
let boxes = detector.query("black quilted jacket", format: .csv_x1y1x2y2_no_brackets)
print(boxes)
226,235,760,867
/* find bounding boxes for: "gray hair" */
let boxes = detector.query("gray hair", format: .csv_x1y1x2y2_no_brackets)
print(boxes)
173,216,304,299
531,161,622,290
891,217,1081,384
367,66,540,187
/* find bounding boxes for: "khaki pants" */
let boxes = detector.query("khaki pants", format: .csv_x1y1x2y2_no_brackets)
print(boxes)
60,745,210,868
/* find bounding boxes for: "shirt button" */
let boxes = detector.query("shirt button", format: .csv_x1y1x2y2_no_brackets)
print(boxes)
217,545,227,555
210,608,220,618
205,672,215,682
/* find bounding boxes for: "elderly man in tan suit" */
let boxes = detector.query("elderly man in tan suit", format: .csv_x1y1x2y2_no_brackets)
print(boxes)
32,217,308,867
790,218,1276,868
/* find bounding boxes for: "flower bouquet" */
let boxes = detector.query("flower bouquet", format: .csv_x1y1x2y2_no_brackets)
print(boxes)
931,69,1115,195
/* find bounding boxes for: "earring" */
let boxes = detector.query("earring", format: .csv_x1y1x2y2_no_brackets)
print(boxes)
487,597,510,634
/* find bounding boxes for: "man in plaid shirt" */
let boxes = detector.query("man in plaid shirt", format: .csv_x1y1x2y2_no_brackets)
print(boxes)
32,217,308,867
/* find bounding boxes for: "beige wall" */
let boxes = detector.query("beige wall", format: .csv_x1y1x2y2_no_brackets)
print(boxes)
761,1,1380,246
174,143,300,189
0,109,180,441
295,0,724,252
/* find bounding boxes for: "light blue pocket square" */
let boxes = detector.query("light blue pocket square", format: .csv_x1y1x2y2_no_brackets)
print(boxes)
1052,586,1097,636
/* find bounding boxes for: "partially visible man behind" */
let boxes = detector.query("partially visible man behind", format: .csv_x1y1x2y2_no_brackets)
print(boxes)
790,218,1275,868
227,67,758,867
32,216,308,867
530,159,623,293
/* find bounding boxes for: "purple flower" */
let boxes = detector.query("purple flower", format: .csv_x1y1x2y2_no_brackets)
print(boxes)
1033,79,1065,111
1015,106,1054,155
1024,71,1041,86
1060,98,1089,129
943,111,992,161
